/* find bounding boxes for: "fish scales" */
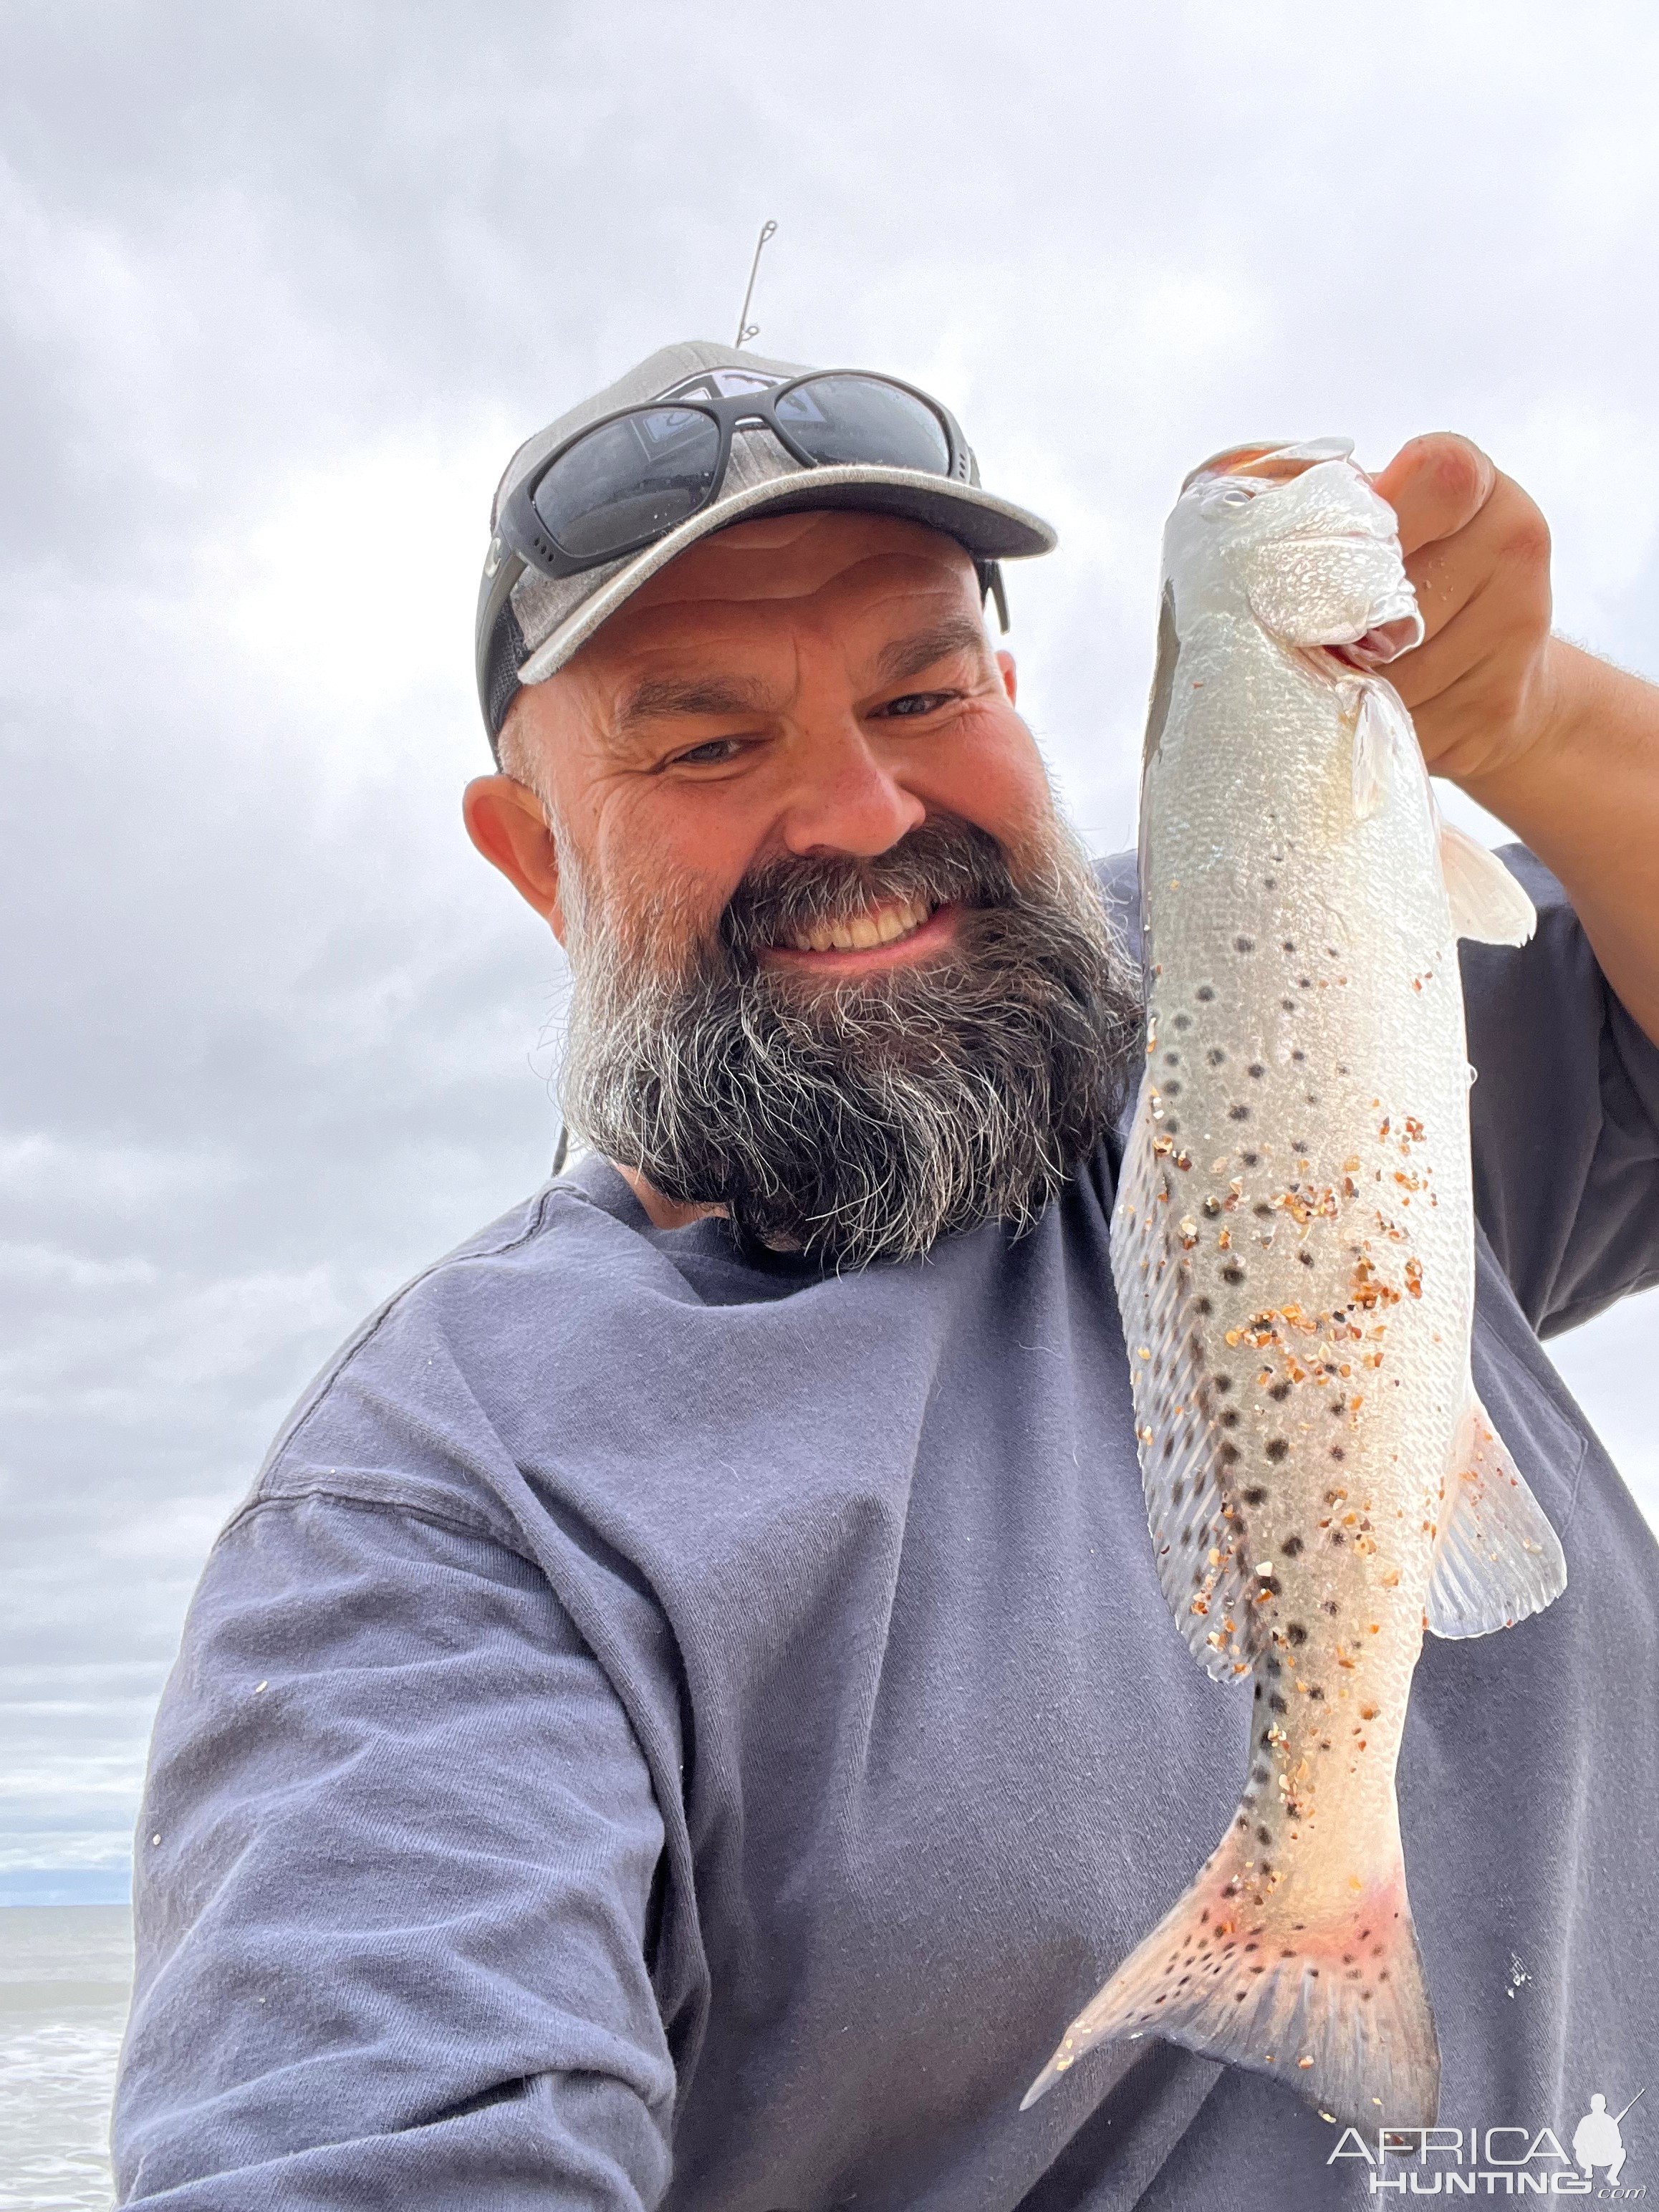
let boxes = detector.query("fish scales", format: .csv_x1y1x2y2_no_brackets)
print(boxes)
1023,440,1567,2132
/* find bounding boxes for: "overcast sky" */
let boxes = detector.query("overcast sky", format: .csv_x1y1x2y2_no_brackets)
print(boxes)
3,0,1656,1903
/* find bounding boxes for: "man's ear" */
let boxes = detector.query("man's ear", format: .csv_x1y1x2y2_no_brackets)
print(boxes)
996,648,1018,706
463,776,565,938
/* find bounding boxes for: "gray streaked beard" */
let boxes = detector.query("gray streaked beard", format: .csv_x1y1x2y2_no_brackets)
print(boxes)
556,811,1143,1269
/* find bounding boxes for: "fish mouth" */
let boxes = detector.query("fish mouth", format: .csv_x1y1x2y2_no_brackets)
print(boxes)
1324,606,1425,671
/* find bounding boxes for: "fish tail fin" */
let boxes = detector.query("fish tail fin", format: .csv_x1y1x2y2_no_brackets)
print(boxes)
1021,1815,1439,2128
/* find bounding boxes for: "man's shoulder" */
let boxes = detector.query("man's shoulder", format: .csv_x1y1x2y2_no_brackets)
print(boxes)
237,1174,658,1541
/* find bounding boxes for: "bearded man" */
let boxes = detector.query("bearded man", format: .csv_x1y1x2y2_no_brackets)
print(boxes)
113,344,1659,2210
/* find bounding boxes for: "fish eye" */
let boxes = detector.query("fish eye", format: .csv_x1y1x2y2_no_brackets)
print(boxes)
1199,481,1261,519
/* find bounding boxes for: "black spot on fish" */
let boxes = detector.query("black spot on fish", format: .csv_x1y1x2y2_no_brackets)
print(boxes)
1228,1105,1250,1122
1260,1574,1281,1596
1243,1486,1267,1505
1241,1152,1260,1166
1268,1381,1292,1403
1165,1082,1182,1097
1174,1014,1192,1031
1264,1655,1281,1675
1291,1048,1306,1063
1264,1438,1289,1462
1320,1598,1339,1616
1299,976,1312,989
1164,1052,1181,1066
1256,1824,1271,1844
1264,876,1276,889
1298,1251,1315,1267
1221,1264,1246,1285
1194,1297,1212,1315
1248,1063,1266,1079
1171,1478,1184,1501
1253,1683,1262,1700
1221,1443,1241,1465
1234,937,1254,953
1282,941,1296,953
1254,1202,1274,1218
1329,1446,1346,1463
1269,1693,1288,1713
1220,1410,1239,1428
1165,1117,1180,1133
1213,1375,1232,1394
1287,1622,1309,1645
1207,1047,1227,1066
1196,986,1216,1002
1290,1139,1309,1155
1281,1535,1304,1557
1329,1528,1346,1547
1281,997,1297,1011
1308,1684,1325,1701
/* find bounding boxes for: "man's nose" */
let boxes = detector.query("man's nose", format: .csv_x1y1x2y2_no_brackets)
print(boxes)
775,718,926,858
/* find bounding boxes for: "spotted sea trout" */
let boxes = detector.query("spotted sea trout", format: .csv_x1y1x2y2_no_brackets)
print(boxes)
1023,439,1567,2130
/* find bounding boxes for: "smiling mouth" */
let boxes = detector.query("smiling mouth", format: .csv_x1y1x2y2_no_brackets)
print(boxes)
767,895,948,960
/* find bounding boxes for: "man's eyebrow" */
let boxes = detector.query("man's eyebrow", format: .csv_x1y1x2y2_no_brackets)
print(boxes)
612,675,777,734
873,615,994,686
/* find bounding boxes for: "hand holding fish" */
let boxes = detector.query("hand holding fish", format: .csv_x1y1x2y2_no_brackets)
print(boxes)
1372,431,1659,1044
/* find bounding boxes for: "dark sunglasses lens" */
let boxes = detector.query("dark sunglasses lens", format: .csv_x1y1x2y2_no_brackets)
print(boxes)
532,408,723,561
773,376,951,474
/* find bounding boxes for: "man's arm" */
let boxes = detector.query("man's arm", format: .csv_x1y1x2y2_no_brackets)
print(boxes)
1374,435,1659,1045
113,1492,674,2209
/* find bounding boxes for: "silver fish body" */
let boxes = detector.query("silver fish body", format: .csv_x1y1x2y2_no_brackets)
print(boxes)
1024,441,1564,2130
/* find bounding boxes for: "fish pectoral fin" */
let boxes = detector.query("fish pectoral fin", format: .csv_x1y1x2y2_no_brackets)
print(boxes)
1438,824,1537,946
1425,1387,1568,1638
1351,678,1417,820
1110,1074,1259,1683
1021,1817,1438,2130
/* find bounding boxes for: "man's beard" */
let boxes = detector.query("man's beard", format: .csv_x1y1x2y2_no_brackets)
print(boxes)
556,811,1143,1270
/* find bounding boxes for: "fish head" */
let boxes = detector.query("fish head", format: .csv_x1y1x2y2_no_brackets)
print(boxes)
1164,439,1423,669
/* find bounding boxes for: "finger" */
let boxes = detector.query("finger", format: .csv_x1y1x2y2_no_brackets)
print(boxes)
1385,565,1507,713
1393,468,1549,648
1371,433,1496,559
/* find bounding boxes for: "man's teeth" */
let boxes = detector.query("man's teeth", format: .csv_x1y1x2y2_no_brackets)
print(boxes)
786,897,934,954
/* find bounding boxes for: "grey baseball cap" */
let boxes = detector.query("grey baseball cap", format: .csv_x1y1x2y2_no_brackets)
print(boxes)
474,338,1057,754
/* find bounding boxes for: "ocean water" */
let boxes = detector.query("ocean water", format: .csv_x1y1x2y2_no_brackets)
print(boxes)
0,1908,130,2212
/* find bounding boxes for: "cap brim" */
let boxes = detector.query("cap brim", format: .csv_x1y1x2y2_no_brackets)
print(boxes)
514,465,1057,686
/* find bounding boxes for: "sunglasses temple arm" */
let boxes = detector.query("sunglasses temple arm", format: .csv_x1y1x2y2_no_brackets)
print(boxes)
981,560,1010,635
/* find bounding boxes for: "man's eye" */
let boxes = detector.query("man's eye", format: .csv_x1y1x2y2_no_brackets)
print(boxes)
670,738,744,766
881,691,954,718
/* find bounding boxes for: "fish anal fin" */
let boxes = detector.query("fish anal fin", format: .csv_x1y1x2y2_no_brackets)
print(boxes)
1021,1815,1438,2128
1438,824,1536,946
1110,1076,1257,1683
1425,1388,1567,1638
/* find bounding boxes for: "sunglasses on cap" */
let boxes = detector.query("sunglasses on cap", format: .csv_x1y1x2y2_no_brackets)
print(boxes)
495,370,973,580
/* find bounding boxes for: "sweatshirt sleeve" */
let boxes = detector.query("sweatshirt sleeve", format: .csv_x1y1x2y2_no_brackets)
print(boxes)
112,1491,674,2210
1463,845,1659,1338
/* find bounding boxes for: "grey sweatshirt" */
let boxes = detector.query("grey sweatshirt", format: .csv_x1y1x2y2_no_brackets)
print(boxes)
113,852,1659,2209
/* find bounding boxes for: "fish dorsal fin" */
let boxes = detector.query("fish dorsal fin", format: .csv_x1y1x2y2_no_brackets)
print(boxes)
1425,1387,1568,1638
1110,1075,1259,1681
1438,824,1537,946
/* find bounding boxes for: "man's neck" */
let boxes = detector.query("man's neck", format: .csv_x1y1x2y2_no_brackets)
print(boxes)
612,1161,725,1231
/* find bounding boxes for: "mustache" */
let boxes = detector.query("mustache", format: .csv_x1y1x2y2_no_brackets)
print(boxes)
718,816,1022,970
